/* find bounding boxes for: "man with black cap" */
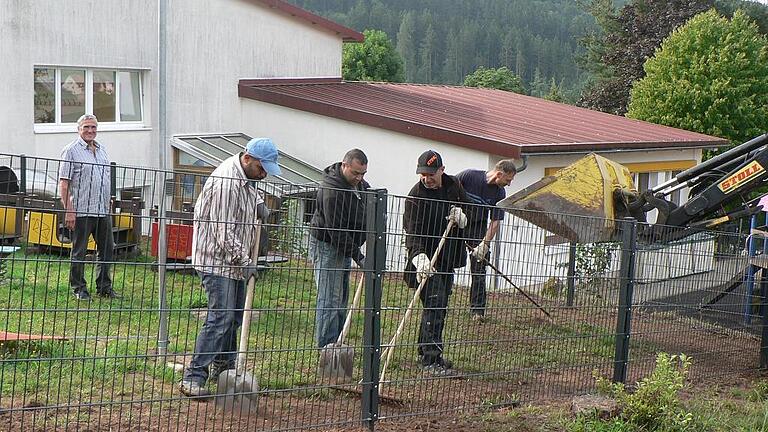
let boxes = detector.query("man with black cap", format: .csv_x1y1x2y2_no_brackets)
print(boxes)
180,137,281,397
310,148,370,349
456,159,519,322
403,149,468,376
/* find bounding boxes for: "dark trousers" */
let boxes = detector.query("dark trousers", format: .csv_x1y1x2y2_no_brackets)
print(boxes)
417,271,453,363
70,216,113,294
467,239,488,315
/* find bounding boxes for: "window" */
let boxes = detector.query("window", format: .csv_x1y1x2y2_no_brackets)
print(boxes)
670,170,682,205
635,172,651,193
34,67,144,125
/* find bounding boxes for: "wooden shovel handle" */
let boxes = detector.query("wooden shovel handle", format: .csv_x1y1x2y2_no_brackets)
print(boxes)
337,273,365,345
236,219,261,374
379,219,455,384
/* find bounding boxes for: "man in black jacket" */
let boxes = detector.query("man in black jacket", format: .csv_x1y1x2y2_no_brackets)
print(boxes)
403,150,468,376
310,149,370,348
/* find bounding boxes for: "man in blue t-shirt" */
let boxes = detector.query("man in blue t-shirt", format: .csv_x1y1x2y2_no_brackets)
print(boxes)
456,159,518,321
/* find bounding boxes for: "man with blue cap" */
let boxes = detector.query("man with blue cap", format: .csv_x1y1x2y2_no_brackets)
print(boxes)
180,137,281,397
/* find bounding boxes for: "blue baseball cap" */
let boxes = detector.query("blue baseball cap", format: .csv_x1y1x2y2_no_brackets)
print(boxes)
245,138,282,176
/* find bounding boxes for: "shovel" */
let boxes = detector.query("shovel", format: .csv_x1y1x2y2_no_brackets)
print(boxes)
215,221,261,415
379,219,455,387
318,273,365,383
327,221,456,406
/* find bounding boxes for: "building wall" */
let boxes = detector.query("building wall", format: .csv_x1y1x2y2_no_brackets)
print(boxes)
167,0,343,141
240,101,492,196
1,0,344,170
0,0,159,163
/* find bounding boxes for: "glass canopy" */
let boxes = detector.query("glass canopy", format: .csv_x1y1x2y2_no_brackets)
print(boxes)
171,133,322,197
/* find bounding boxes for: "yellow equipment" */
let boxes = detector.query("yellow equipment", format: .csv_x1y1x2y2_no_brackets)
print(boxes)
0,206,20,243
26,206,140,253
498,153,637,243
0,163,143,253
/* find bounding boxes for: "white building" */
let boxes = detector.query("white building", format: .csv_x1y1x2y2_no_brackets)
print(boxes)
1,0,362,167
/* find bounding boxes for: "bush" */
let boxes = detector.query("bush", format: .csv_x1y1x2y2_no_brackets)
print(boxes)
588,353,693,431
575,243,613,290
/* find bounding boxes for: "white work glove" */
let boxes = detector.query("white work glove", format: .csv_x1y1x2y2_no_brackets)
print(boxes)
471,241,489,261
411,253,434,284
446,206,467,229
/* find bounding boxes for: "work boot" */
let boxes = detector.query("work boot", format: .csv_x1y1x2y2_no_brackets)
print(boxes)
73,290,91,301
179,380,211,398
421,356,456,377
97,289,121,299
208,360,234,383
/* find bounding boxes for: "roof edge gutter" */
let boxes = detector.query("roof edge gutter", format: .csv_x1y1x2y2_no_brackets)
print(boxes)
522,144,723,156
239,83,521,159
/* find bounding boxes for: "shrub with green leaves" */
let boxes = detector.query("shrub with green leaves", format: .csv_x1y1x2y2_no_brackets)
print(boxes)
594,352,693,431
627,9,768,149
575,243,613,291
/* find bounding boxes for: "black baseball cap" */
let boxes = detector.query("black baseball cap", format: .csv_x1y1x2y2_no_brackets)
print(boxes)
416,150,443,174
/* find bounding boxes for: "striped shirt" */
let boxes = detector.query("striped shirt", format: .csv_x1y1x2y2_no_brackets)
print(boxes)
58,137,111,217
192,153,264,279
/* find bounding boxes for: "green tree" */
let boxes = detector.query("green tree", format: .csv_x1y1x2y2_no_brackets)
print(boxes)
529,67,548,97
417,19,437,83
463,66,525,93
343,29,405,82
627,10,768,147
396,11,417,82
578,0,714,115
441,28,461,83
544,78,566,103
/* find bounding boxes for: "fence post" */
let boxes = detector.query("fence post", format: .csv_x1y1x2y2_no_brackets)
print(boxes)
19,155,26,194
361,188,387,430
566,242,577,307
157,171,170,357
761,271,768,368
110,162,117,198
16,155,27,239
613,218,637,384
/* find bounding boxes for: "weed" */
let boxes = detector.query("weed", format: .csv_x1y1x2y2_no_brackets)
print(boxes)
590,352,693,431
748,380,768,402
567,415,634,432
574,243,614,291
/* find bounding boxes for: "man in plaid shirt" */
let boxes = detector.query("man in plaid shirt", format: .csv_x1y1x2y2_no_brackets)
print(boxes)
180,138,281,398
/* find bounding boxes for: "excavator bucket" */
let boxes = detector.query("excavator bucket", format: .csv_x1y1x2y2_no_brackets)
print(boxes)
497,153,636,243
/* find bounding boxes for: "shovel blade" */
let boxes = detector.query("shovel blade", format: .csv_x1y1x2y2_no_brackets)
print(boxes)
318,342,354,383
215,369,259,416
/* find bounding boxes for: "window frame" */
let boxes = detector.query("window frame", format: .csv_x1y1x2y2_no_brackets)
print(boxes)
33,65,147,133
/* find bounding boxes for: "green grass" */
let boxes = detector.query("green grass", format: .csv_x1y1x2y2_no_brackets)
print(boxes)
0,244,656,410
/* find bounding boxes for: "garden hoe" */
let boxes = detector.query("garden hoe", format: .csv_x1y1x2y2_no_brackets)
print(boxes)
215,221,261,416
318,273,365,383
464,242,555,324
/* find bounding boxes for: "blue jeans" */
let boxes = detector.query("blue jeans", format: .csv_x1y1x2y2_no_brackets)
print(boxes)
309,236,351,348
183,273,245,385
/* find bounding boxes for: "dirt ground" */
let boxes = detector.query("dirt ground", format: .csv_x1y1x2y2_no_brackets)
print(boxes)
1,293,764,432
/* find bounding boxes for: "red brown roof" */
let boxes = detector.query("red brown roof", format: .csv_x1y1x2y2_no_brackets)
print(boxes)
238,78,727,158
249,0,363,42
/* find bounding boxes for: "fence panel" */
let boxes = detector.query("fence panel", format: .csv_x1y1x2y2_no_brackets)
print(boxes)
625,222,760,386
0,152,764,430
